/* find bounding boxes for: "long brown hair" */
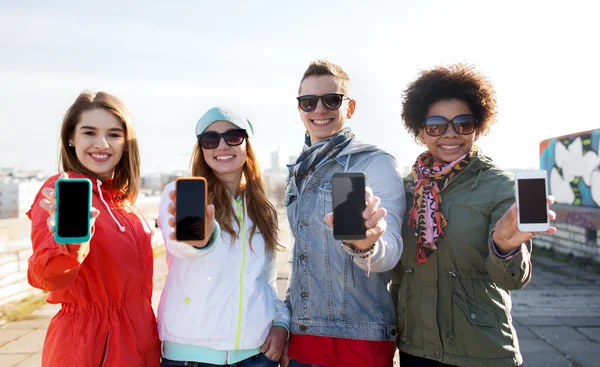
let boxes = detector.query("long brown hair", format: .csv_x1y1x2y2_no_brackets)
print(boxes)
59,91,140,204
190,139,281,256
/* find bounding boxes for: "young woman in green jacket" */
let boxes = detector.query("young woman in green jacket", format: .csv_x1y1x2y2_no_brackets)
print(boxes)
392,63,557,367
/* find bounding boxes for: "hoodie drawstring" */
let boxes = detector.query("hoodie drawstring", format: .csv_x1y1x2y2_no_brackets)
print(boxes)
96,179,126,233
470,170,484,191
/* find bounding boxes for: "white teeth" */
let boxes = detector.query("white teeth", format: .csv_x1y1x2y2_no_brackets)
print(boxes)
441,145,460,149
313,119,330,125
215,155,234,161
91,154,109,159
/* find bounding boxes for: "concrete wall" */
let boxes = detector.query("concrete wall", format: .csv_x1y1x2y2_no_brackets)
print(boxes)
537,129,600,260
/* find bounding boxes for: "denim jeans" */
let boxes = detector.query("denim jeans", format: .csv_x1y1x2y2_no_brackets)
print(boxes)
161,353,278,367
288,360,323,367
399,352,523,367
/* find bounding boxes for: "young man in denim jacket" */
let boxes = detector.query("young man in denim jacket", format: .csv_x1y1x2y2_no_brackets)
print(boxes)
281,60,405,367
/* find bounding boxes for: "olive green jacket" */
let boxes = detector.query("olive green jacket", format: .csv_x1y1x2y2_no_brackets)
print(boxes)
391,156,532,367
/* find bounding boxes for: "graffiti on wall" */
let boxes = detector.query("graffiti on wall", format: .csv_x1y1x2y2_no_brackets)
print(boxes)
553,205,600,228
540,129,600,208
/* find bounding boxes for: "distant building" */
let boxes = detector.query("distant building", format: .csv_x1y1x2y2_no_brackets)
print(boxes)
0,168,12,178
536,129,600,261
271,151,280,172
140,172,187,196
140,173,163,196
265,151,288,208
0,178,43,219
0,168,45,180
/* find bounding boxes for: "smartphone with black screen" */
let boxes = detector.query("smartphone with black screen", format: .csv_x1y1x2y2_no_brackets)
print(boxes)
332,172,367,240
175,177,208,241
54,178,92,244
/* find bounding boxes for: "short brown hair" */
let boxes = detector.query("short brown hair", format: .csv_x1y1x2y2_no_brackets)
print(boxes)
401,63,497,138
59,91,140,204
299,60,350,95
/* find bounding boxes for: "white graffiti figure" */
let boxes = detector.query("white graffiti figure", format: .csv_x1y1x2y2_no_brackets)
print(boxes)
550,137,600,206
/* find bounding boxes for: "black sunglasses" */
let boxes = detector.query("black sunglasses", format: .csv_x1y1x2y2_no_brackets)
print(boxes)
197,129,248,149
424,114,479,136
297,93,350,112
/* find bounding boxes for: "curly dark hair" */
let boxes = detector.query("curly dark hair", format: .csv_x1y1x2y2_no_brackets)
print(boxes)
401,63,497,138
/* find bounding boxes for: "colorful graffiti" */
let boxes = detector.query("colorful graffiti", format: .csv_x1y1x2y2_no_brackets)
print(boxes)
540,129,600,208
552,205,600,228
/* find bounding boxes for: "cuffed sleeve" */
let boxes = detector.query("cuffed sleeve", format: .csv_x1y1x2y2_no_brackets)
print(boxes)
267,256,290,337
484,176,532,290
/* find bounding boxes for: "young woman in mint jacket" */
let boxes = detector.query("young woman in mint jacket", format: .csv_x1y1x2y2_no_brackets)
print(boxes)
157,107,289,367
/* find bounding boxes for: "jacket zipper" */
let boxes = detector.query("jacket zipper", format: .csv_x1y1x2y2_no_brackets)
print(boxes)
448,270,458,343
115,206,153,354
234,198,247,350
402,267,414,340
98,331,111,367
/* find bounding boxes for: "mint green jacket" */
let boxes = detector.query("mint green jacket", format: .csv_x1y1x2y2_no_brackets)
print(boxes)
391,156,532,367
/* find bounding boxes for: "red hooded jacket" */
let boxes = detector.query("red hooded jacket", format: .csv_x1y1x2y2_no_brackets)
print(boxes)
27,172,160,366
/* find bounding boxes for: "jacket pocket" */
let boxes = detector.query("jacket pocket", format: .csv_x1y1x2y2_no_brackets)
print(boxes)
453,289,497,328
450,288,508,358
98,331,111,367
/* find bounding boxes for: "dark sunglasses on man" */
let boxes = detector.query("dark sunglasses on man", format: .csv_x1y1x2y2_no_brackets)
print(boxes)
197,128,248,149
297,93,351,112
423,114,479,136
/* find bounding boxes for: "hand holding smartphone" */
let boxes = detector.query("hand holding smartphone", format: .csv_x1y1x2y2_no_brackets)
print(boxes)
491,169,556,255
332,172,367,240
54,178,93,244
174,177,208,241
515,170,550,232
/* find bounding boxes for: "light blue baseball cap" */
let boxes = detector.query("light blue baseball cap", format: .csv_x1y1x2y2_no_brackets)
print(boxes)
195,106,254,138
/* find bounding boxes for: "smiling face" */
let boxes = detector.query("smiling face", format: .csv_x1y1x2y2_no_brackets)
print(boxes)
419,99,479,164
70,109,126,179
201,120,247,179
298,75,355,145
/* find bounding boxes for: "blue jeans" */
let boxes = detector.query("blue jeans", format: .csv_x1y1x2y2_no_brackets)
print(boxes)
288,360,323,367
161,353,278,367
399,353,523,367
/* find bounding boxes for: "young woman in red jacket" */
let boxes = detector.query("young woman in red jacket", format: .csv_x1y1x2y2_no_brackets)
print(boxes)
27,91,161,366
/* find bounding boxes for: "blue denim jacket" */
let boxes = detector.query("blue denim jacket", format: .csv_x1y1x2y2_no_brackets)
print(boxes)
284,140,405,341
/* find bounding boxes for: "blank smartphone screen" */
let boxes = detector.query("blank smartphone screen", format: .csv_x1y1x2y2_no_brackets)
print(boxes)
176,179,206,241
57,181,90,238
332,174,367,239
517,178,548,224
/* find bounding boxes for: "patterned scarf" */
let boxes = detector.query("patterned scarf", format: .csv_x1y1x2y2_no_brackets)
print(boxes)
409,146,480,264
289,127,355,192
